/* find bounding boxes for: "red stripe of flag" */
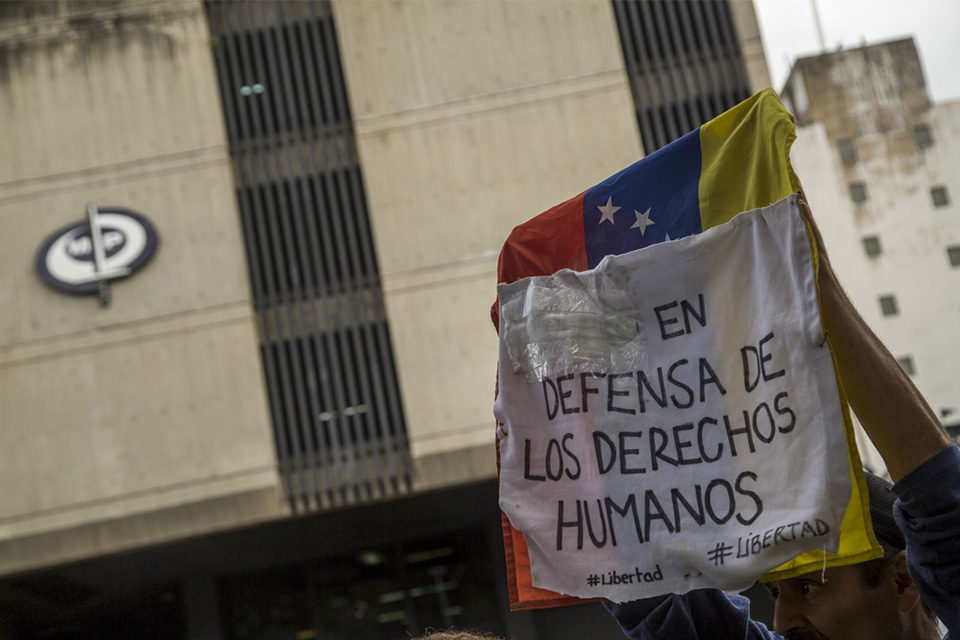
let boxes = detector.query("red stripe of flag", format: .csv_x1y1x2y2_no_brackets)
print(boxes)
491,192,588,331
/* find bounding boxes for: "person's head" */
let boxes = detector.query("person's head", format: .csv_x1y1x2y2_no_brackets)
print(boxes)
763,472,939,640
412,632,504,640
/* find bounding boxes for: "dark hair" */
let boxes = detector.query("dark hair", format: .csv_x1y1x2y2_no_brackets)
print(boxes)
858,557,888,588
861,472,937,622
412,631,505,640
863,471,906,556
859,557,937,622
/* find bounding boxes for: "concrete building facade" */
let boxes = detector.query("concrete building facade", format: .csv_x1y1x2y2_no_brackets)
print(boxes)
0,0,284,580
0,1,770,637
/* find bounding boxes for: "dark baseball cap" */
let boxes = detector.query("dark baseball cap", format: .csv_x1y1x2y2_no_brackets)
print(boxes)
863,470,906,557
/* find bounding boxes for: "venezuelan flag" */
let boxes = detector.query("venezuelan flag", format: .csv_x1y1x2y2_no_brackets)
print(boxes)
495,88,880,610
497,88,799,287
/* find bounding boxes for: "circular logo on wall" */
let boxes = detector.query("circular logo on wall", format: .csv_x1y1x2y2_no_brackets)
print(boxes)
35,208,159,294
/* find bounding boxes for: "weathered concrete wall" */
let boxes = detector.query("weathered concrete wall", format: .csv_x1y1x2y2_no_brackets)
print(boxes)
0,0,283,575
332,0,643,487
785,39,931,138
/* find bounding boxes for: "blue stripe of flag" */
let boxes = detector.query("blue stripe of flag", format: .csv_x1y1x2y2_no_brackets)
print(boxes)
582,128,703,269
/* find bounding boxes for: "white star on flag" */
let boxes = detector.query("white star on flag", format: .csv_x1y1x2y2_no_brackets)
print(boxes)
631,207,654,236
597,196,620,225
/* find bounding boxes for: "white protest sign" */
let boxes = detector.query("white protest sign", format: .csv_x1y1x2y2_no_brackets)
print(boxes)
495,194,851,601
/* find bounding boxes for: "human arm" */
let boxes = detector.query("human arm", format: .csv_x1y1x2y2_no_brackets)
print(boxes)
606,201,953,639
892,444,960,636
604,591,780,640
800,198,953,481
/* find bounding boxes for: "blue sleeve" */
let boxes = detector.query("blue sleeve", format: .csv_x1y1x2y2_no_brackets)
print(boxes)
604,590,780,640
893,444,960,637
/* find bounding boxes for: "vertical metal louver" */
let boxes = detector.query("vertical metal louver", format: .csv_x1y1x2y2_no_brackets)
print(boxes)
612,0,753,151
205,0,410,511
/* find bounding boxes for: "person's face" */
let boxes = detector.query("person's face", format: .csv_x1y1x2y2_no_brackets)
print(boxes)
765,561,902,640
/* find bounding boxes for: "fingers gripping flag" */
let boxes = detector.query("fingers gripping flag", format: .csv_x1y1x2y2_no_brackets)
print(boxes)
492,89,880,609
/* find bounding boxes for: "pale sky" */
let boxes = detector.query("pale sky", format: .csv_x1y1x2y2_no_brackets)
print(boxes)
752,0,960,104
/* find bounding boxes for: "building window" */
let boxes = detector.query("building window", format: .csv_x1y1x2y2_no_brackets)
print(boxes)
914,123,933,150
862,235,882,258
850,182,867,204
932,186,950,208
897,356,915,376
947,245,960,267
879,294,898,317
206,0,411,511
612,0,753,152
838,138,857,167
220,526,506,639
947,423,960,440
